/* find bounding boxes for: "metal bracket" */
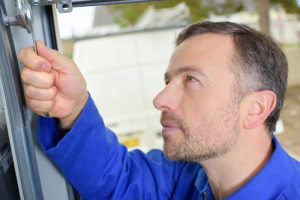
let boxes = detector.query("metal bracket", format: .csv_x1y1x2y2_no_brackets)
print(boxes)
2,0,33,33
2,0,72,33
31,0,73,13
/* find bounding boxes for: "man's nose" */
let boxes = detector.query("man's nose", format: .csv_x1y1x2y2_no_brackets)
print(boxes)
153,85,179,112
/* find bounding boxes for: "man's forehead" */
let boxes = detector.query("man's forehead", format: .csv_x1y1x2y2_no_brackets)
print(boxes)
174,33,234,56
179,32,234,45
167,33,235,73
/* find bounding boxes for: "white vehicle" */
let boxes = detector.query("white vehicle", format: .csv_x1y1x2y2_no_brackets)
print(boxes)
73,26,183,151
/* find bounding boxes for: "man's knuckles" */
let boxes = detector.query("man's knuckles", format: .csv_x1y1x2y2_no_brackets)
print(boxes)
21,68,55,88
25,85,57,100
26,98,54,111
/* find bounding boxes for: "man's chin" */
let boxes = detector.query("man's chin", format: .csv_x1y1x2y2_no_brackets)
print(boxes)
162,142,211,162
163,143,182,161
163,152,180,161
162,137,189,161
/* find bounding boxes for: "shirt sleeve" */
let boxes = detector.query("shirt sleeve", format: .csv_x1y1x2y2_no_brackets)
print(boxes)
38,95,182,200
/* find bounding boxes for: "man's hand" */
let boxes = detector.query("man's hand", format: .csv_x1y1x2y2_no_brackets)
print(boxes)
18,41,88,129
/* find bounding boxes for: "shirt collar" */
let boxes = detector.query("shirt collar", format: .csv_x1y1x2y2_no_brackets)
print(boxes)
194,136,293,199
194,169,214,199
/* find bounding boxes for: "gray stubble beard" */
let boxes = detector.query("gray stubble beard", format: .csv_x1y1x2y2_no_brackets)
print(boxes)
163,101,241,163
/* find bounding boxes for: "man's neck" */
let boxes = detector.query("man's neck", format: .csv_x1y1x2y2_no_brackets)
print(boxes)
200,130,274,200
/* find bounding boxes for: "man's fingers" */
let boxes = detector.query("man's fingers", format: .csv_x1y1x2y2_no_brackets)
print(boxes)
18,47,51,72
21,67,55,89
25,98,54,113
19,41,75,74
19,41,87,121
24,84,58,100
36,41,75,72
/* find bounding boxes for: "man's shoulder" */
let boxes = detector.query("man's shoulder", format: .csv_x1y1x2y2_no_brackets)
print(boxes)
282,172,300,199
291,156,300,178
281,155,300,198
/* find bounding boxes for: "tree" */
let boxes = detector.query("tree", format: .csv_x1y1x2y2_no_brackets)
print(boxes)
256,0,300,35
256,0,271,35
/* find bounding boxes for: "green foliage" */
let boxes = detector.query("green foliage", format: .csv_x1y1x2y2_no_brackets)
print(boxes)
108,0,300,27
109,0,249,27
108,0,208,27
205,0,244,15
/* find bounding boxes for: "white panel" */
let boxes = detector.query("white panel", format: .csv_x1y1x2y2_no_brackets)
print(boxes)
140,63,167,110
135,28,182,64
74,35,138,73
86,67,144,118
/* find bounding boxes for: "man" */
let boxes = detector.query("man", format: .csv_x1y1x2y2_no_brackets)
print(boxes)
19,21,300,199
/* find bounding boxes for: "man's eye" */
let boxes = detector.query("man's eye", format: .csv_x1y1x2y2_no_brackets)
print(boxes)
165,80,170,85
186,76,197,82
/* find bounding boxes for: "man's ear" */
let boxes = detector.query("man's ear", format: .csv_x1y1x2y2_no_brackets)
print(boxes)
243,90,276,129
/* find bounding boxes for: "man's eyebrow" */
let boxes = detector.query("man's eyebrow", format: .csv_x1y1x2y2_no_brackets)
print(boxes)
164,65,209,81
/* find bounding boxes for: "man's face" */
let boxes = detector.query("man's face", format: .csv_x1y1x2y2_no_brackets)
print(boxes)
153,33,242,162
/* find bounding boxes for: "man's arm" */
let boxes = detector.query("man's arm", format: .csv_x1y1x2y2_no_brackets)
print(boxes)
19,41,87,128
38,94,179,199
18,42,182,199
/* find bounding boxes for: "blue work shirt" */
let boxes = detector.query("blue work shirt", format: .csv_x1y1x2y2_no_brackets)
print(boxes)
38,95,300,199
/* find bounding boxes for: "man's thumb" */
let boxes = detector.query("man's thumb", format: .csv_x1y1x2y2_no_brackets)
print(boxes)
36,40,71,72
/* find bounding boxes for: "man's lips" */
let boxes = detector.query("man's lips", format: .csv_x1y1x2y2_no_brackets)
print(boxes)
161,121,182,134
160,112,183,135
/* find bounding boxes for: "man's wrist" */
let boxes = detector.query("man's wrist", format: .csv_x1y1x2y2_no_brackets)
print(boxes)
57,120,71,138
59,92,89,129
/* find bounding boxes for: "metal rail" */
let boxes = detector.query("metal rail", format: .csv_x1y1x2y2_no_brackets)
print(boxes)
32,0,159,13
0,1,44,199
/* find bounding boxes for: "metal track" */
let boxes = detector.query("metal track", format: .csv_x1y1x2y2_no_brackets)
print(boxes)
0,1,43,199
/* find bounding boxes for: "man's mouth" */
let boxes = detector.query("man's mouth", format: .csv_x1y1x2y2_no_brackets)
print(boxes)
161,120,182,135
160,112,184,136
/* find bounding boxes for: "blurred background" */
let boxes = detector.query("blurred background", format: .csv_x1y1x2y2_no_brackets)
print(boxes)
56,0,300,159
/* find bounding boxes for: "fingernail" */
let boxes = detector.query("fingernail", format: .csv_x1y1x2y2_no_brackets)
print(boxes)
37,41,44,50
41,63,51,72
37,40,43,46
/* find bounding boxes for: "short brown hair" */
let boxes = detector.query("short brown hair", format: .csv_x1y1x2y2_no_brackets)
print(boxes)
176,21,288,133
